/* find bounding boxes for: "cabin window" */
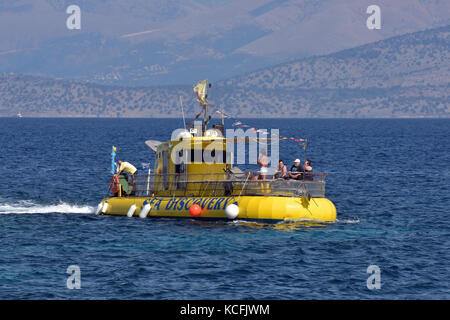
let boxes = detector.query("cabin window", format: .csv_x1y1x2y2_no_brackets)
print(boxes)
174,161,187,190
189,150,227,163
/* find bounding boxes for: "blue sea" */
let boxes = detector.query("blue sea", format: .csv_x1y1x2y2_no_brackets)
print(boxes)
0,118,449,299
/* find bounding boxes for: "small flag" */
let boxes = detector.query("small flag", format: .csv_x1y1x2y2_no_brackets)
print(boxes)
193,80,208,106
142,163,151,169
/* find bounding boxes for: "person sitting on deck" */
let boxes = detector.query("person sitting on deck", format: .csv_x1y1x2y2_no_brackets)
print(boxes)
303,159,313,181
273,160,287,179
288,159,304,180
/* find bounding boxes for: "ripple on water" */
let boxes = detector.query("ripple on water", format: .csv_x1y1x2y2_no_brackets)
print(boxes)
1,118,449,299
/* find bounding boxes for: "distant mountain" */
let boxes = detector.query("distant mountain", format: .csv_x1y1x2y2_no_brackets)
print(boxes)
0,0,449,86
0,25,448,118
213,24,450,117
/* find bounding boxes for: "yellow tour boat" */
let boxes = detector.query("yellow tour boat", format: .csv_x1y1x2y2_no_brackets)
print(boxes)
96,81,337,223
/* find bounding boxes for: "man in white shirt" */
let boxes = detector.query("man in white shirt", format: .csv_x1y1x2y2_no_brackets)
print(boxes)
117,160,138,190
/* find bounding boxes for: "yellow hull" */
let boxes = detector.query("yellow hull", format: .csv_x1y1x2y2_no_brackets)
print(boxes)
99,195,336,222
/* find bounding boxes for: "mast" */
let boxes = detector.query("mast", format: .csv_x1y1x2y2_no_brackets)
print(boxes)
203,102,208,134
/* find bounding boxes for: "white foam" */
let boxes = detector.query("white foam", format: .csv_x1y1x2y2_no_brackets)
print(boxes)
336,218,361,224
0,200,95,215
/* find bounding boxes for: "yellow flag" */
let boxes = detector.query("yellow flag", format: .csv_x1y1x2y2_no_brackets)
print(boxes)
193,79,208,106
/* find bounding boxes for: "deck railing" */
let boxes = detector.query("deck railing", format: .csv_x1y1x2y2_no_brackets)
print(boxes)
118,172,327,198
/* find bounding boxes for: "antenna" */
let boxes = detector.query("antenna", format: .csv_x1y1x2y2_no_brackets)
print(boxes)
179,95,186,131
303,139,308,162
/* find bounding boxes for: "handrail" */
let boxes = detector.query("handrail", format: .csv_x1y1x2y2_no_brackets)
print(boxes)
146,172,328,177
114,171,327,198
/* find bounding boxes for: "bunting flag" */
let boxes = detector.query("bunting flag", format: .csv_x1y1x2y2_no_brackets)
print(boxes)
213,109,306,146
141,163,151,169
198,102,306,146
193,80,208,106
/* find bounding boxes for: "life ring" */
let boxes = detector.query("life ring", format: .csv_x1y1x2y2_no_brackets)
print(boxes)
110,175,120,194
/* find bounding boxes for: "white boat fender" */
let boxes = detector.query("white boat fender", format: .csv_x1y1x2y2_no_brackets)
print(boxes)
225,203,239,219
101,201,109,214
139,204,151,219
127,204,137,218
95,203,103,215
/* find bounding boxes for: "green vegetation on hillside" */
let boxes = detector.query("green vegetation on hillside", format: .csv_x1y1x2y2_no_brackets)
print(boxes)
0,25,448,118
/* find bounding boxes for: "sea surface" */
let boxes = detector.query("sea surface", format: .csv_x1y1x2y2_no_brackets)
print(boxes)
0,118,449,299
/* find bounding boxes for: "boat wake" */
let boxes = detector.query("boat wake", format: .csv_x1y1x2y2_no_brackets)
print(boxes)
0,200,94,215
229,217,361,228
336,218,361,224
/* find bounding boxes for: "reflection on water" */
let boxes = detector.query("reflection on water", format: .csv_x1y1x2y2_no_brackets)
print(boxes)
229,218,334,231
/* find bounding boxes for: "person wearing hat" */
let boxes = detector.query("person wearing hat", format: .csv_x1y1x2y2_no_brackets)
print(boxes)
288,159,304,180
